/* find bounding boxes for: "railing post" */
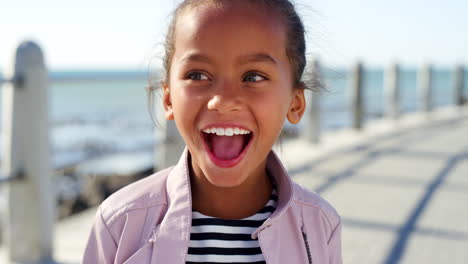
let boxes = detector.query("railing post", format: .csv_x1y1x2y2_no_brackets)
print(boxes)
385,62,400,119
156,118,185,170
303,58,321,143
419,64,433,112
454,64,465,106
350,61,364,130
1,41,54,263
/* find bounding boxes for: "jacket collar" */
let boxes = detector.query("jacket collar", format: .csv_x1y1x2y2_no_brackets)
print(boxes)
251,150,294,238
151,148,192,263
152,147,294,263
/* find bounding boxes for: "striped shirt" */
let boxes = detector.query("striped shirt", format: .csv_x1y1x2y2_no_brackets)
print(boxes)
186,189,278,264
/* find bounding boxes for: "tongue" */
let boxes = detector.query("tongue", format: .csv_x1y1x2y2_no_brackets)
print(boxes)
211,135,244,160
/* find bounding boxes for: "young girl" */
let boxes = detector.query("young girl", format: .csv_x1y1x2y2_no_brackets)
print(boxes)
83,0,342,263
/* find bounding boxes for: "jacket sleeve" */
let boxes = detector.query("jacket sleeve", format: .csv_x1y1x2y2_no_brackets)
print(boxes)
327,219,342,264
82,206,118,264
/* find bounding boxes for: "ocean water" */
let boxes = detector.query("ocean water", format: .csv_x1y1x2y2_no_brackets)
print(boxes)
49,70,157,168
0,70,157,169
0,68,465,169
318,67,463,131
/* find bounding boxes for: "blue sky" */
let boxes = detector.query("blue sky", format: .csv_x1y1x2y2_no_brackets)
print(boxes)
1,0,467,70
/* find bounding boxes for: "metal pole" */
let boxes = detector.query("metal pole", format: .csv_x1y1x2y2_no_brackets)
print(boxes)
350,61,364,130
454,64,465,106
385,63,400,119
303,58,321,143
419,64,433,112
1,41,54,263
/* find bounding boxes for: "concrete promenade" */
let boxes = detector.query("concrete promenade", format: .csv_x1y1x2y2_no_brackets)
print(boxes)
279,106,468,264
2,106,467,264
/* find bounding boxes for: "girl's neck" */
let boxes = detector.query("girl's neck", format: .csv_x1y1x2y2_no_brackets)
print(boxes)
190,164,273,220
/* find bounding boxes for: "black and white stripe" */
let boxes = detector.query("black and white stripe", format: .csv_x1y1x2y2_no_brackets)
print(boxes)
186,190,278,264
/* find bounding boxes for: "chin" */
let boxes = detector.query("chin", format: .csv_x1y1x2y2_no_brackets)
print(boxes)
203,166,249,188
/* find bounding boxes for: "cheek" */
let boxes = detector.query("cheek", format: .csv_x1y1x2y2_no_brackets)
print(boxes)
170,83,199,108
250,88,292,128
168,86,192,127
170,85,206,127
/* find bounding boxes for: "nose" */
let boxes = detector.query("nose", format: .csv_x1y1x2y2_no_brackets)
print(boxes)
207,81,243,113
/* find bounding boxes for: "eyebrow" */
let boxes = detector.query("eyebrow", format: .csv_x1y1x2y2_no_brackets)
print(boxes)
237,53,278,66
180,53,212,64
180,52,277,66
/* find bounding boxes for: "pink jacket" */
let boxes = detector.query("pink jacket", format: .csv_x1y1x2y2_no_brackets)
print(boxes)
83,149,342,264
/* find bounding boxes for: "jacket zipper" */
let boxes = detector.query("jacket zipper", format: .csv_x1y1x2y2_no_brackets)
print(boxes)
302,231,313,264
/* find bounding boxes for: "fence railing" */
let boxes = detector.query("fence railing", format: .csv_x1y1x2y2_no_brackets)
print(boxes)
302,60,466,144
0,41,177,264
1,41,54,263
0,170,25,184
0,41,466,264
0,78,11,85
0,77,15,181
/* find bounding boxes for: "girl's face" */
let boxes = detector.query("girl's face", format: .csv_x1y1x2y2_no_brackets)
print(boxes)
164,3,305,187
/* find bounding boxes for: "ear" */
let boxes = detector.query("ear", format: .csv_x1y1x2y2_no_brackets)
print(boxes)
287,88,306,124
163,83,174,120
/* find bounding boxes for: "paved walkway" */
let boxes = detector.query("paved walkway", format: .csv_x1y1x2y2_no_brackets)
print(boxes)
2,106,467,264
280,106,468,264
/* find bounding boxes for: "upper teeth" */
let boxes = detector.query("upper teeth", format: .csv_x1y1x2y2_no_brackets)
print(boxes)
203,127,251,136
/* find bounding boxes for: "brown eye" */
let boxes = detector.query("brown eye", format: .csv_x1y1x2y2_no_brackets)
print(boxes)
243,72,266,82
187,72,209,81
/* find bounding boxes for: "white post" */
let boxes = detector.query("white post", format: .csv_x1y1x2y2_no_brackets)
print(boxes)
303,58,321,143
159,120,185,169
454,64,465,106
385,62,400,119
154,100,185,171
419,64,433,112
1,41,54,263
350,61,364,130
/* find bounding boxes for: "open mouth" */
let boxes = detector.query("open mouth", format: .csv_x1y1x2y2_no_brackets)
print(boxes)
201,127,253,168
